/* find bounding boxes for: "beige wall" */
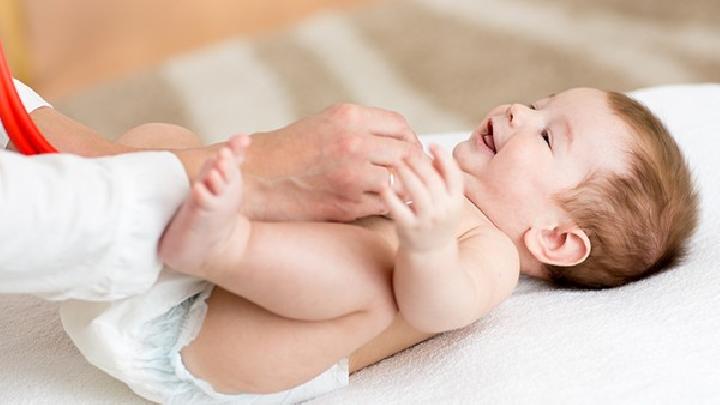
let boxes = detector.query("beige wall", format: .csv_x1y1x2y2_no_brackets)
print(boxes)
12,0,372,98
0,0,31,82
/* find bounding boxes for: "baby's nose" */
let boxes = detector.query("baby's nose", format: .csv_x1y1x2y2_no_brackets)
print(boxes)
506,103,532,128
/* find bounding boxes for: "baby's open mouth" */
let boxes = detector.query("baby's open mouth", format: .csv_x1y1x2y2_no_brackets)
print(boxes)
482,119,497,154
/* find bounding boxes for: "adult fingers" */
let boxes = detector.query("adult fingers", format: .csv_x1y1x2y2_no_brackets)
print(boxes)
381,186,414,225
404,152,444,199
358,164,392,193
395,163,430,215
360,165,408,196
358,106,419,144
330,193,389,221
357,193,390,217
365,136,423,167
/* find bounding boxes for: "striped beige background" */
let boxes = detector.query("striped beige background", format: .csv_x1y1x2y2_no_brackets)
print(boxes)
54,0,720,143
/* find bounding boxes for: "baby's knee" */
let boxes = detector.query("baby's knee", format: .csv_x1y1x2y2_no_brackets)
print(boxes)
364,277,397,333
116,122,203,149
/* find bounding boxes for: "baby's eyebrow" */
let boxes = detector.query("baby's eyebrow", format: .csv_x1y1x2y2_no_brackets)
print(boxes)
537,93,556,108
562,118,574,152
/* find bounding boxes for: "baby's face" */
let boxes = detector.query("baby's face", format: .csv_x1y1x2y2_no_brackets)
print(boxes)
453,88,632,244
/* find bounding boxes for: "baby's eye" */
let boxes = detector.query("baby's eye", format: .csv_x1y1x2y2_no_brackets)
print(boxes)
541,129,552,149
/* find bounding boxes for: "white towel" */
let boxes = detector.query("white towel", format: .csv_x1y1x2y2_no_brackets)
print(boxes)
309,84,720,404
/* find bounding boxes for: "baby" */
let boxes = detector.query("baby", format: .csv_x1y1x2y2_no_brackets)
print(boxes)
62,88,697,404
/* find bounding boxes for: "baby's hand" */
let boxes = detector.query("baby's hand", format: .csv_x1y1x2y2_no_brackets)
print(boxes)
381,144,464,252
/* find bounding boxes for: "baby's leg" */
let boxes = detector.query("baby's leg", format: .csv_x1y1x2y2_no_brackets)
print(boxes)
29,108,204,155
208,220,396,321
160,137,395,322
181,287,394,394
159,136,249,280
114,122,204,149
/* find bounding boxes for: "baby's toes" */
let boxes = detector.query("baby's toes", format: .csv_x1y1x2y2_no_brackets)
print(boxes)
217,147,241,181
228,134,250,160
190,182,215,209
204,168,226,196
196,156,217,183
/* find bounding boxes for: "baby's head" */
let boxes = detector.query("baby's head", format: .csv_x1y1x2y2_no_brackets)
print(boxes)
453,88,698,288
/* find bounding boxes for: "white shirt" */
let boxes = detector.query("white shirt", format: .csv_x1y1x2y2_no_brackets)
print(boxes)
0,80,49,147
0,80,189,300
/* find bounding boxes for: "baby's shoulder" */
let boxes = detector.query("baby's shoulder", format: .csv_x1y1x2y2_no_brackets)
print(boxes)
458,221,520,294
460,223,518,263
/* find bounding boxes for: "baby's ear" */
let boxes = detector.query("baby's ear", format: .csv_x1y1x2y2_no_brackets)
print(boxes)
524,223,591,267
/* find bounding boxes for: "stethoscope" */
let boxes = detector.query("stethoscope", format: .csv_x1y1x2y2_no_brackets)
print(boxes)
0,41,57,154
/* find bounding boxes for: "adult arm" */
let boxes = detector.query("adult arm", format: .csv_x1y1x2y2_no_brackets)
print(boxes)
0,79,189,300
0,150,189,300
14,76,424,222
30,103,424,222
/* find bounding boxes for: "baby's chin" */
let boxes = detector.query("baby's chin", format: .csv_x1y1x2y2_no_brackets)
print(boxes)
452,141,472,168
453,139,490,173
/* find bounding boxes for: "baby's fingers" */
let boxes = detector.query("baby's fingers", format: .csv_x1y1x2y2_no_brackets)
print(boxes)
381,185,414,225
405,152,444,198
395,163,431,215
430,144,463,195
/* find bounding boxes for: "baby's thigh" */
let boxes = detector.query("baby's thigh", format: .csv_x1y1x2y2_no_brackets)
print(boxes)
115,123,203,149
181,287,391,395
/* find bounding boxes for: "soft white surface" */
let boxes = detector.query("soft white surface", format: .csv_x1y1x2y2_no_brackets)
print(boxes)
0,84,718,404
309,84,720,404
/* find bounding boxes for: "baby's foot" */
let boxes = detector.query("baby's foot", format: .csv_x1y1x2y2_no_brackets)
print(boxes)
159,135,251,277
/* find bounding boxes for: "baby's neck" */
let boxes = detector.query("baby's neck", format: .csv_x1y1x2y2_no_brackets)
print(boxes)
461,197,545,279
461,197,496,230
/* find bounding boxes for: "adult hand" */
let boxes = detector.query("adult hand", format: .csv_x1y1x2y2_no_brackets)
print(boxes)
242,103,423,222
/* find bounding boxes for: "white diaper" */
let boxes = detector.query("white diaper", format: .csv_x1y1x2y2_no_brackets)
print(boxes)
60,271,349,404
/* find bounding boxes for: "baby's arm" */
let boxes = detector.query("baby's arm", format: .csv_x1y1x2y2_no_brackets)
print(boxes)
395,227,519,333
382,146,519,333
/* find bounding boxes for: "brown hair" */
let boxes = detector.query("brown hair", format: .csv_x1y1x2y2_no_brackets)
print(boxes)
546,91,699,288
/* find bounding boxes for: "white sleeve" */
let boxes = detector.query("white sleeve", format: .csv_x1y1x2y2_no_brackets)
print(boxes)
0,79,52,148
0,150,189,300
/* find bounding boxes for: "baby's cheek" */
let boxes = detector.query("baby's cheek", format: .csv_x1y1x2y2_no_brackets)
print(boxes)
503,146,539,173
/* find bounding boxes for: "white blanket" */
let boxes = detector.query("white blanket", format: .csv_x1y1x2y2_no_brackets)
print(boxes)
1,84,718,404
310,84,720,404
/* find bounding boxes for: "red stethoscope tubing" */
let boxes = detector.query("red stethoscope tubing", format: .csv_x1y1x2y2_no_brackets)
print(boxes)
0,41,57,155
